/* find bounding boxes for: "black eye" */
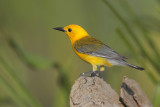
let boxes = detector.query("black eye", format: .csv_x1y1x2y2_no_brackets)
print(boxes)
68,28,72,32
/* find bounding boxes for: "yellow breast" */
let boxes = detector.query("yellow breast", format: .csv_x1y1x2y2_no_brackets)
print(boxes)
74,49,112,67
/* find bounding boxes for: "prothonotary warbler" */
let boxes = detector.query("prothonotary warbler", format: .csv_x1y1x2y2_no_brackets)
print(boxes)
53,24,144,76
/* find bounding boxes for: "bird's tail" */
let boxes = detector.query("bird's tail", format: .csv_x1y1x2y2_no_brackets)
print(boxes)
125,62,144,70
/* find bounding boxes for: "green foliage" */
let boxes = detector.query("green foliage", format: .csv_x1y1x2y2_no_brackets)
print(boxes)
7,37,71,106
102,0,160,105
153,81,160,107
0,56,42,107
8,37,56,70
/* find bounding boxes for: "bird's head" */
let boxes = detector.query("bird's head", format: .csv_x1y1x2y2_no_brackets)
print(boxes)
53,24,89,43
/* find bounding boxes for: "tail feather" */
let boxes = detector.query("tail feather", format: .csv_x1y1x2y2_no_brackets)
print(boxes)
125,62,144,70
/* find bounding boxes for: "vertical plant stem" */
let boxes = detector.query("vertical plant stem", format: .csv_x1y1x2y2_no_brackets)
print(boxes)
0,57,42,107
116,28,158,84
0,76,28,107
120,0,160,62
116,28,139,60
102,0,160,74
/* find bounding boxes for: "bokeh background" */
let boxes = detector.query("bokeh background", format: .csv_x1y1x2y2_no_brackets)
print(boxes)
0,0,160,107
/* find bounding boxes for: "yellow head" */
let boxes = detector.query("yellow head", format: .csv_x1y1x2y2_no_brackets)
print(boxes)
54,24,89,44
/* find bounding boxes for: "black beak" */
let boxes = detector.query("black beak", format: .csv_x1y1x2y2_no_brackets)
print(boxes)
53,27,66,32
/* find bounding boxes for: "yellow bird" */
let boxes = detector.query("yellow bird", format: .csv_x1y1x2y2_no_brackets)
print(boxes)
54,24,144,76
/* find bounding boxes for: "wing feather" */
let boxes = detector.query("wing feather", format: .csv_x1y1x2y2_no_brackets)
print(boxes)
74,36,128,60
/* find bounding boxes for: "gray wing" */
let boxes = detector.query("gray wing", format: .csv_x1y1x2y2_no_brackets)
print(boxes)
74,37,127,60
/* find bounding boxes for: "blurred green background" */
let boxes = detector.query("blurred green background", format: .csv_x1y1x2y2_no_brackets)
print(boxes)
0,0,160,107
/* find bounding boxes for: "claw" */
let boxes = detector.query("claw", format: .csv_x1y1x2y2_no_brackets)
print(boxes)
79,71,102,78
80,72,85,76
80,71,92,77
91,72,97,77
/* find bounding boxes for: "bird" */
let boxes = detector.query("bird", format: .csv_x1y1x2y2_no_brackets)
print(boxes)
53,24,144,76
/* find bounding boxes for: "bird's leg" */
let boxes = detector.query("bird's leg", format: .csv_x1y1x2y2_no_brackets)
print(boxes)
100,65,105,72
90,65,102,78
90,64,98,77
98,65,105,78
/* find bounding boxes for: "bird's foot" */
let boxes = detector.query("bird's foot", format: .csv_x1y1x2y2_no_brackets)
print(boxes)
91,71,102,78
80,71,92,77
80,71,102,78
